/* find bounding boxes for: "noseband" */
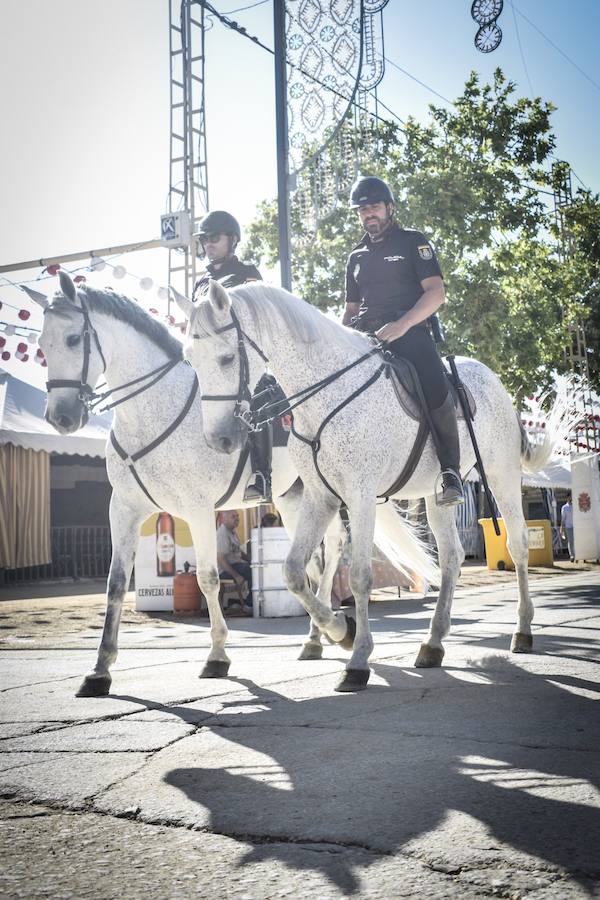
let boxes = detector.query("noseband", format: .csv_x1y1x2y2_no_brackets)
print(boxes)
44,295,107,403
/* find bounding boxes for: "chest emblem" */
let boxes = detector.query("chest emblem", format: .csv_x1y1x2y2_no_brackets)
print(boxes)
384,255,404,262
418,244,433,260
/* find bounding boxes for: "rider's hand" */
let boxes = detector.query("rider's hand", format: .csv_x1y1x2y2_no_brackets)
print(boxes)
375,317,411,343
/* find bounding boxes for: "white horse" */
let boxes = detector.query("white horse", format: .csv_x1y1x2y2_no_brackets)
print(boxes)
26,272,352,696
175,280,573,692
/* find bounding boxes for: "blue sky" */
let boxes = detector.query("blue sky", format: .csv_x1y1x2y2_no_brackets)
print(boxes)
1,0,598,388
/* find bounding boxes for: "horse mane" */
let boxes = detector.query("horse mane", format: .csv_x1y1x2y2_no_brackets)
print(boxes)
49,286,183,361
194,282,369,356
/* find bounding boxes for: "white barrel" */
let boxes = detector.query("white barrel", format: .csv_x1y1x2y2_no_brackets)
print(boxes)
250,527,307,617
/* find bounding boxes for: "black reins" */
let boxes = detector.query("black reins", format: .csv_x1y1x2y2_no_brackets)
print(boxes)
195,308,397,503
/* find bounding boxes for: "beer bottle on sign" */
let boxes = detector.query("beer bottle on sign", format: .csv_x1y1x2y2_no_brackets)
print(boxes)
156,512,176,577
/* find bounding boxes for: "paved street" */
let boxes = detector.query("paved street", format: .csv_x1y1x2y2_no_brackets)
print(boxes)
1,566,599,899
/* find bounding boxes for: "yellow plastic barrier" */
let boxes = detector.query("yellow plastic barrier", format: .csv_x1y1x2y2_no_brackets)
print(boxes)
478,518,554,570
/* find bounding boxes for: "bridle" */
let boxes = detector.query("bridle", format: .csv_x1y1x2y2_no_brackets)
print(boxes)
197,307,269,430
44,294,107,403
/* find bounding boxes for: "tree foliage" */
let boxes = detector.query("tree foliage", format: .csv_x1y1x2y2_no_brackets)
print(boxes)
244,69,600,398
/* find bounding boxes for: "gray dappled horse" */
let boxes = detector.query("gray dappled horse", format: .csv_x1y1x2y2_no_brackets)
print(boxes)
176,280,574,692
27,272,352,696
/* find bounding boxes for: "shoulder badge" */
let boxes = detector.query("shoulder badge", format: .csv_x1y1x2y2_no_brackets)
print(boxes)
418,244,433,261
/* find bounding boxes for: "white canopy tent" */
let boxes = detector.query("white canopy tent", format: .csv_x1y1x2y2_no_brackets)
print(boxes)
0,368,111,457
0,369,112,569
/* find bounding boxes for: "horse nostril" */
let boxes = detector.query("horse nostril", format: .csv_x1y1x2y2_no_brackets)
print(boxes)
219,436,233,453
58,415,73,430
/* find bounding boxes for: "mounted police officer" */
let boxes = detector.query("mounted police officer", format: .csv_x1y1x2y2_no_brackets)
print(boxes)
193,210,272,503
342,176,464,506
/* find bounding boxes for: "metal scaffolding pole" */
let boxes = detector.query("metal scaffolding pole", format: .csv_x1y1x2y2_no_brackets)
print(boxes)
167,0,209,308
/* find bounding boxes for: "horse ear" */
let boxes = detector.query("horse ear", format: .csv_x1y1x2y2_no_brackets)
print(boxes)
58,270,78,304
20,285,48,310
169,286,194,320
208,279,231,317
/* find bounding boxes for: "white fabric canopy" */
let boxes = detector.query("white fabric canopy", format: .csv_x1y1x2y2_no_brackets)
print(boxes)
522,457,571,489
0,368,111,458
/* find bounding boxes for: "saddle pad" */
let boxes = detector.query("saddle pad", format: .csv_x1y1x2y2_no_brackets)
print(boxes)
386,356,477,422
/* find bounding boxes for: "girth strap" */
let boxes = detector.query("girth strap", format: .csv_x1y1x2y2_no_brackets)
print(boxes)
109,376,199,507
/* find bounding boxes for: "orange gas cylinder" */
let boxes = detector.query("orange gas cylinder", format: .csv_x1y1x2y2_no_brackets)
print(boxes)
173,565,203,615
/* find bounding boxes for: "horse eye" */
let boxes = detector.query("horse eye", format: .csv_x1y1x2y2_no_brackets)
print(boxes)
219,353,235,367
66,333,81,347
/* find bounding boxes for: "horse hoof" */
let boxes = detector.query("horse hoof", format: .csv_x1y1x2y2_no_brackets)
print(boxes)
76,674,112,697
298,642,323,660
334,668,370,692
200,660,230,679
415,644,445,668
511,632,533,653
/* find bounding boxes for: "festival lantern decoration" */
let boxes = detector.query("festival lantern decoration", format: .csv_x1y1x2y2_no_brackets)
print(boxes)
4,325,15,336
140,277,153,290
0,336,5,349
18,309,30,320
157,286,169,301
45,264,61,276
1,351,10,361
113,265,126,279
27,333,37,344
73,275,86,284
90,257,106,271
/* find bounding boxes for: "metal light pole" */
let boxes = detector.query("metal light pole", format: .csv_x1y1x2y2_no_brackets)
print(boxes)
273,1,292,291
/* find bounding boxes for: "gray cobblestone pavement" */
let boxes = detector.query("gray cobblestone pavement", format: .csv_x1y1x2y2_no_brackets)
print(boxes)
1,564,599,898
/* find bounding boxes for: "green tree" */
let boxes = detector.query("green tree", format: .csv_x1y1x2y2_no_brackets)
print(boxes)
244,69,600,398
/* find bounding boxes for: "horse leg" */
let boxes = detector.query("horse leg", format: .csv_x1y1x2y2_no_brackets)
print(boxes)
335,494,377,692
415,496,465,668
76,496,147,697
277,483,345,660
283,492,354,651
486,472,534,652
188,510,231,678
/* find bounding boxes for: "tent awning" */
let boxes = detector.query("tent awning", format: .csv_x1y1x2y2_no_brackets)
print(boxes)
0,369,111,458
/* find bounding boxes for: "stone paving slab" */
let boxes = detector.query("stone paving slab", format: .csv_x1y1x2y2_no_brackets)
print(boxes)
0,568,599,898
4,800,592,900
0,751,148,805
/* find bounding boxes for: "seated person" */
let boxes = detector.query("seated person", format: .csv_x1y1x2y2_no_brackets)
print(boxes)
216,510,253,614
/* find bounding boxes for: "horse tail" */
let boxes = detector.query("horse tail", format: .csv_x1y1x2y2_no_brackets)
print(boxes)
374,502,441,587
519,380,579,474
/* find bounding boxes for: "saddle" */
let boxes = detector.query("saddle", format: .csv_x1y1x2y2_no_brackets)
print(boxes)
385,355,476,422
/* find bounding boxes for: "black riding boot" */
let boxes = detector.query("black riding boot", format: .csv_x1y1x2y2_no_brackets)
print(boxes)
429,392,464,507
243,425,272,503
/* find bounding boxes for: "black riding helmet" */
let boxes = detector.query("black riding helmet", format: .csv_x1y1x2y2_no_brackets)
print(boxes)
197,210,241,241
349,176,394,208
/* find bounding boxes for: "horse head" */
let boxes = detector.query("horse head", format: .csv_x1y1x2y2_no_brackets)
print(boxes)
26,271,105,434
172,279,249,454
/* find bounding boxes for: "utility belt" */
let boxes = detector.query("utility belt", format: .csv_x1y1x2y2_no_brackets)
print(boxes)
351,312,444,344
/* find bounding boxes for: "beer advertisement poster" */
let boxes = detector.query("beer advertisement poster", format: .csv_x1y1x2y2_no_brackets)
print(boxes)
135,513,196,611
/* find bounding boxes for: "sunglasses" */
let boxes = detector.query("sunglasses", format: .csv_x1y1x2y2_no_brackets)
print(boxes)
200,232,225,246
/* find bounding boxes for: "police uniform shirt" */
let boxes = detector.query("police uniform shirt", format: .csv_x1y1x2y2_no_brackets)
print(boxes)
345,225,442,325
193,255,262,302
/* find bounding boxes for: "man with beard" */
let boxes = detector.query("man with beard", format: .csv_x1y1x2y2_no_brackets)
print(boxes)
342,175,463,506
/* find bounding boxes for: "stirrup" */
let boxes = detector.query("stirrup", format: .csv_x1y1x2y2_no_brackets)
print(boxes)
434,469,464,508
243,472,272,504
